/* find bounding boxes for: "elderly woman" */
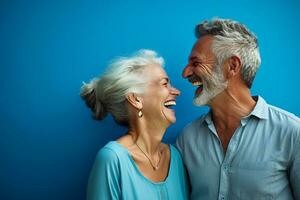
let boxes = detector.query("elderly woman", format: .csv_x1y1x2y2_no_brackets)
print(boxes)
80,49,189,200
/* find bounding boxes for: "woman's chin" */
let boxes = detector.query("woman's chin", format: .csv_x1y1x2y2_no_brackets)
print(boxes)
162,109,176,126
166,115,176,125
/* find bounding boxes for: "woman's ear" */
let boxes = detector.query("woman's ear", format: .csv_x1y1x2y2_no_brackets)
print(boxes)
126,93,143,110
226,55,241,78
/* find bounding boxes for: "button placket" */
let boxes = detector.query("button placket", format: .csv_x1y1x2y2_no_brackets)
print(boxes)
218,129,240,200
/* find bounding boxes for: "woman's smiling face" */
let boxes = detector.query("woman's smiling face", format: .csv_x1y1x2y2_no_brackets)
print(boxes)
140,64,180,126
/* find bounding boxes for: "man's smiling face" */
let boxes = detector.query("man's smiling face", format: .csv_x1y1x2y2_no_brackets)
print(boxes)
182,35,228,106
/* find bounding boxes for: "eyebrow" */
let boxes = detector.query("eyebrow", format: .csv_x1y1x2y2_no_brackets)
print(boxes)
189,56,202,62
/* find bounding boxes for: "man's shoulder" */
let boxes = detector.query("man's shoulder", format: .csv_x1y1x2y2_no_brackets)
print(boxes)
267,104,300,129
177,114,208,140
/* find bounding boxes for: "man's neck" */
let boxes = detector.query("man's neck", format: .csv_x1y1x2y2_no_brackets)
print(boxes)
210,87,256,129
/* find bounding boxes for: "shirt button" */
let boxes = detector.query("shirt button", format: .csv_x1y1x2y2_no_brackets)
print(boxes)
223,165,229,170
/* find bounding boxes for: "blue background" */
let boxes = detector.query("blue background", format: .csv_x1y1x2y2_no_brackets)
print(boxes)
1,0,299,199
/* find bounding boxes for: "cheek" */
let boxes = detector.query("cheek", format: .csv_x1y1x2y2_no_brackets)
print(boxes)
146,92,165,106
194,64,214,78
156,91,169,109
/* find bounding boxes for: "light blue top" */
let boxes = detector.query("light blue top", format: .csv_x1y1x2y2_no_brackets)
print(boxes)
87,141,189,200
175,96,300,200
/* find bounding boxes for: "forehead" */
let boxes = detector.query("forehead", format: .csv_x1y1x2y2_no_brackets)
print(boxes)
189,35,215,60
143,64,167,81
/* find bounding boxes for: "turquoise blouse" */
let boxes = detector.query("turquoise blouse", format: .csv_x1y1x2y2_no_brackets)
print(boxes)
87,141,189,200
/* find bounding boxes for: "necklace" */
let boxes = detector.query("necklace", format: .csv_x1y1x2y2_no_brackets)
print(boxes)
135,142,162,171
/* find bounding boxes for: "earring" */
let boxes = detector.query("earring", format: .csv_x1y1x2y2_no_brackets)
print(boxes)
138,110,143,117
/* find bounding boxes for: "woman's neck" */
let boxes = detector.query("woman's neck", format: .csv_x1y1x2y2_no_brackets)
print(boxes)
128,122,166,155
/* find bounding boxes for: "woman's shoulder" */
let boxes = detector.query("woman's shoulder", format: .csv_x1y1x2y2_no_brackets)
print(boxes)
168,143,185,164
159,143,182,162
95,141,127,163
165,144,186,179
169,143,181,155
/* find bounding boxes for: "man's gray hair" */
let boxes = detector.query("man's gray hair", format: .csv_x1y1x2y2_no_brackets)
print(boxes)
195,18,261,88
80,49,164,126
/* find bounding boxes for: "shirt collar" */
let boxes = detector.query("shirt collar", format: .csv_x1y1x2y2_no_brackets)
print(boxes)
247,96,269,120
204,111,213,125
204,95,269,125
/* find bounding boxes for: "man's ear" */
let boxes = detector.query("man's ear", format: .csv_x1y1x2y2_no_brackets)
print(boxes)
126,93,143,110
226,56,241,79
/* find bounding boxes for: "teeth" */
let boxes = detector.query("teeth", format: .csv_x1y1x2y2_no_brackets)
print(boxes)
192,81,203,86
164,101,176,106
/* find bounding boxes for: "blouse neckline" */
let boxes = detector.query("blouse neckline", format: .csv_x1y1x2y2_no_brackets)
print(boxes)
110,141,173,185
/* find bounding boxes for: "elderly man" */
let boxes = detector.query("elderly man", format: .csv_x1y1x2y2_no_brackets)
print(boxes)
176,18,300,200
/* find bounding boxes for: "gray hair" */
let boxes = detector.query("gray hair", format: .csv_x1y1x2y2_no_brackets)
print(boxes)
195,18,261,88
80,49,164,126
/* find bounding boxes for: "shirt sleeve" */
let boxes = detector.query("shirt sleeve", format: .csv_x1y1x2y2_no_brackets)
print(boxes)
290,131,300,199
87,147,121,200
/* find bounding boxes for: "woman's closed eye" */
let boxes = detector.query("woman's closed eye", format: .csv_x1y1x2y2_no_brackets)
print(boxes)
161,78,170,87
162,82,169,86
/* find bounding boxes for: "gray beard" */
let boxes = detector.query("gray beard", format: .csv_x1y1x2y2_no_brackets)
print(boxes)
193,65,228,106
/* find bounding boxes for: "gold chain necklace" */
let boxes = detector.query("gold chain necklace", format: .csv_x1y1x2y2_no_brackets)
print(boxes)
135,142,162,171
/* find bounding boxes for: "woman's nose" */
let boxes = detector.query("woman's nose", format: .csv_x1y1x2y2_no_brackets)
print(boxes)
170,87,181,96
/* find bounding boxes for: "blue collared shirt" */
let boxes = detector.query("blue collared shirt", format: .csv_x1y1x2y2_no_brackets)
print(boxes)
176,96,300,200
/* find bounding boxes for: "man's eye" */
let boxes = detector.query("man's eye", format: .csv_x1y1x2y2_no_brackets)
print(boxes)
192,62,200,67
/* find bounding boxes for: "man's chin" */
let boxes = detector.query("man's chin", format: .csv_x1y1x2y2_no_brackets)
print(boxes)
193,95,210,106
193,85,227,106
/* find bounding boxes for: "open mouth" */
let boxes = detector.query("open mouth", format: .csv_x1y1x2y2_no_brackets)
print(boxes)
164,100,176,109
192,81,203,95
188,76,204,95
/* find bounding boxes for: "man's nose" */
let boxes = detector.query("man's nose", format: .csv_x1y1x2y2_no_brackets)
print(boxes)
182,65,193,78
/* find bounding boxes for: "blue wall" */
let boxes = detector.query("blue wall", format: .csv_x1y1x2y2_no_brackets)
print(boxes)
1,0,299,199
